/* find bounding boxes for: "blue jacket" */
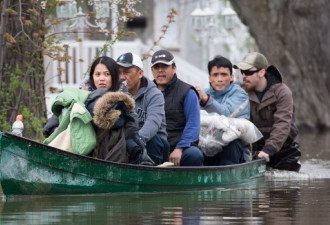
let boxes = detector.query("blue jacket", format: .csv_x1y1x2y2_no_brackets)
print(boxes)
134,77,167,143
203,82,250,119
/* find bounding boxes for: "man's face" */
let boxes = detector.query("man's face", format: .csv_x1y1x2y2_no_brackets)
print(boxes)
118,66,143,94
151,63,176,90
209,66,233,91
241,67,262,92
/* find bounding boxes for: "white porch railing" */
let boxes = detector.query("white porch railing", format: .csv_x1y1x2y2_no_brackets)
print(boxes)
43,39,144,115
44,39,144,90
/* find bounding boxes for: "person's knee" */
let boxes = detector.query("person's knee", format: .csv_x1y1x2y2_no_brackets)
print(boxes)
222,140,247,164
180,146,204,166
146,135,170,164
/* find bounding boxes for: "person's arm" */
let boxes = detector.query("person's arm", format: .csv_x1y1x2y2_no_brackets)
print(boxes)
138,92,165,142
259,85,294,158
203,89,250,119
193,85,207,103
170,89,200,166
176,89,200,149
125,111,140,139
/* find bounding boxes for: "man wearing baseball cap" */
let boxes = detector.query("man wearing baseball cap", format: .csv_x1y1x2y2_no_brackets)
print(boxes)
151,49,204,166
117,52,169,165
234,52,301,171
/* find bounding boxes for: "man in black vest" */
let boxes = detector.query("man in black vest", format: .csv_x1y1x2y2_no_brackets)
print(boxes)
151,50,204,166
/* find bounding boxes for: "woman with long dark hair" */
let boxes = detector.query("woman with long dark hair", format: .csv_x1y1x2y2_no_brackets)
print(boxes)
85,56,121,92
44,56,154,165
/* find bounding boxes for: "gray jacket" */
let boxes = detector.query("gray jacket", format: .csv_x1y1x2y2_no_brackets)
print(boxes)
134,77,167,142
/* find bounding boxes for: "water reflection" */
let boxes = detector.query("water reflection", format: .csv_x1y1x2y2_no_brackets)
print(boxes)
0,132,330,224
1,182,268,225
0,178,305,225
2,179,328,225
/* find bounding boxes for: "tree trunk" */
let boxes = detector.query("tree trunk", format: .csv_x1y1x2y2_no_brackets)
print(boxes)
230,0,330,131
0,0,47,139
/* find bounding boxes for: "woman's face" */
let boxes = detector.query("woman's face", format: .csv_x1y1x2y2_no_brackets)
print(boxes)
93,63,112,90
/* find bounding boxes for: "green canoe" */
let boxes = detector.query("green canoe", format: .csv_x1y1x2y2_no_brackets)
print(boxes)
0,132,266,196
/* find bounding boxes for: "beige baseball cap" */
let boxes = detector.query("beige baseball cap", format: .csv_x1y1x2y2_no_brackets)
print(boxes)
234,52,269,70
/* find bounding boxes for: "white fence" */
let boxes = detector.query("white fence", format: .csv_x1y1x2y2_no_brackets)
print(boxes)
44,39,144,90
43,39,144,114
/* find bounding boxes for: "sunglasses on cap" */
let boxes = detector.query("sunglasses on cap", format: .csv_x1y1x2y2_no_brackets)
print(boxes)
240,69,261,76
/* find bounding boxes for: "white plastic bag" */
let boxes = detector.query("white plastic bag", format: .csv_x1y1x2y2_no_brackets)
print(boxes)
199,110,263,157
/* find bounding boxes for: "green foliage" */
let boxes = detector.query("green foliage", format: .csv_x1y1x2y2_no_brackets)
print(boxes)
0,0,176,141
0,62,46,139
0,66,14,132
0,85,11,133
0,0,50,139
21,107,46,142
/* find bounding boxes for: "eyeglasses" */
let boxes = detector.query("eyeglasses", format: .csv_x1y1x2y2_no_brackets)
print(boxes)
241,69,261,76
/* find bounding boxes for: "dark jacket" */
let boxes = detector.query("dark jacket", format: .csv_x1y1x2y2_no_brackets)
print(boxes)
250,66,298,156
86,90,154,165
86,90,136,162
162,74,196,151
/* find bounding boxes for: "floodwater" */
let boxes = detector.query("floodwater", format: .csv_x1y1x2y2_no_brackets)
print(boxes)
0,132,329,225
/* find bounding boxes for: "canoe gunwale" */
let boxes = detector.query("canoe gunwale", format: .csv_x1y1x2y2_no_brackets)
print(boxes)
1,132,266,172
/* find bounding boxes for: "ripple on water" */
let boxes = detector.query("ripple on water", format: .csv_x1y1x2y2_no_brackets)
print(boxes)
265,159,330,180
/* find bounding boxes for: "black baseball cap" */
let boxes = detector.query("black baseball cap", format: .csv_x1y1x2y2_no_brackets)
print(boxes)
151,50,175,67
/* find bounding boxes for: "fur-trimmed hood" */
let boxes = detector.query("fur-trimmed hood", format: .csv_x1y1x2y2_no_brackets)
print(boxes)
93,92,135,130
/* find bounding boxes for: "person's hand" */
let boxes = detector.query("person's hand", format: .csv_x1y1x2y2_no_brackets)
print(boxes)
170,148,183,166
193,85,208,103
258,151,270,162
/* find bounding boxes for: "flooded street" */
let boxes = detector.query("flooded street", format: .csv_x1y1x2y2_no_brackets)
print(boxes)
0,131,329,224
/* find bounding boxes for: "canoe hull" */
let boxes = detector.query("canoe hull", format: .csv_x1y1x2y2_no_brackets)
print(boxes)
0,132,266,196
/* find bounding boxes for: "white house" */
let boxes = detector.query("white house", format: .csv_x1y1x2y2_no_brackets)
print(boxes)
44,0,254,115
